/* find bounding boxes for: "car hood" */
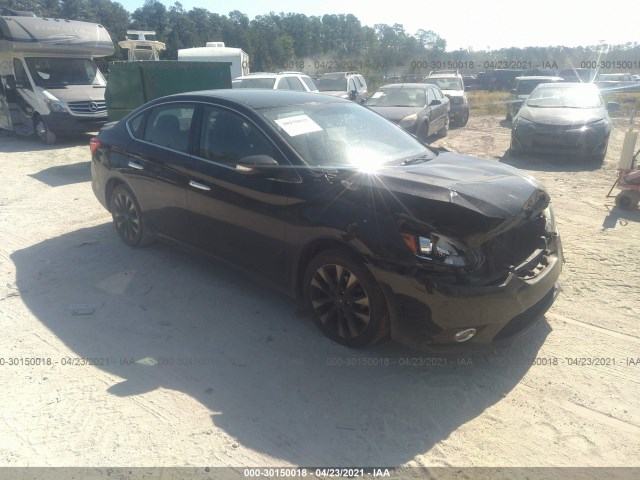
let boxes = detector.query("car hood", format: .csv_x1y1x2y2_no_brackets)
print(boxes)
363,153,551,242
367,106,423,123
517,105,607,125
40,85,105,103
441,90,465,97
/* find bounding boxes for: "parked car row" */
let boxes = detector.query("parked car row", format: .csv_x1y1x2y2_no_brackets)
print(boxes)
230,70,472,142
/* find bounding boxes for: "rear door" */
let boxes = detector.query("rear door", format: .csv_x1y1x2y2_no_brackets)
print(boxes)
120,102,195,242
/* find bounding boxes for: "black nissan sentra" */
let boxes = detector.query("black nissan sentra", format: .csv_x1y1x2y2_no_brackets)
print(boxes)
91,90,562,350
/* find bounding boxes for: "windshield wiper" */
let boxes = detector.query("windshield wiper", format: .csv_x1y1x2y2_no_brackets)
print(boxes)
402,154,432,165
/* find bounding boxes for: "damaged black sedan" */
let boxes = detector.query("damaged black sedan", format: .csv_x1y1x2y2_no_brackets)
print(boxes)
91,90,562,349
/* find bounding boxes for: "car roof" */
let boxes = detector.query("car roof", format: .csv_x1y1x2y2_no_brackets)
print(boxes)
320,71,359,78
428,73,461,78
162,89,346,109
534,82,596,88
514,76,564,81
377,83,432,89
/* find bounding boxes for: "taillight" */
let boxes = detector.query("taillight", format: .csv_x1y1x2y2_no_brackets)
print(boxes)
89,138,101,156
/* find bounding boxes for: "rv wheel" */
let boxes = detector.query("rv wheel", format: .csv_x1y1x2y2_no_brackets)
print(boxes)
34,116,56,145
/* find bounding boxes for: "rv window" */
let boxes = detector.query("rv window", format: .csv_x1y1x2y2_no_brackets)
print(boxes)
24,58,106,87
13,59,32,91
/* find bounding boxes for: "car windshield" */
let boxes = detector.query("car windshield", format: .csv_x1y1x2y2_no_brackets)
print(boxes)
233,78,277,89
517,80,548,95
24,58,105,87
596,74,626,81
364,87,426,107
423,78,463,91
525,86,602,108
260,101,432,170
317,77,347,91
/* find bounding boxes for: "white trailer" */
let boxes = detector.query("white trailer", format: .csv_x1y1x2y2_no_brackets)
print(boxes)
0,12,114,143
178,42,249,80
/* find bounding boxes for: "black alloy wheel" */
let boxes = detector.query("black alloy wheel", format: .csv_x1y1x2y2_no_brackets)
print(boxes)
109,184,149,247
304,250,389,348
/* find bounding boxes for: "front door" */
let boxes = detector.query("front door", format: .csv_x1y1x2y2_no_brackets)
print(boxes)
9,58,37,131
0,76,10,129
185,105,293,285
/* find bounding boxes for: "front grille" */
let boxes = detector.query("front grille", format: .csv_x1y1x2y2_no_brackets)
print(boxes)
67,101,107,115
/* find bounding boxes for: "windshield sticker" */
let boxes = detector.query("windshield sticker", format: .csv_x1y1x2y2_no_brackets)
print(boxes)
275,115,323,137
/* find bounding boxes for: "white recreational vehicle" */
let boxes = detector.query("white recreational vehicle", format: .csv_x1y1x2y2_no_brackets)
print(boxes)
178,42,249,79
0,12,114,144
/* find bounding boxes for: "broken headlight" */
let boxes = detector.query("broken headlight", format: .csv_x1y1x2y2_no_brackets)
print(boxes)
543,204,557,234
400,232,467,266
399,114,418,129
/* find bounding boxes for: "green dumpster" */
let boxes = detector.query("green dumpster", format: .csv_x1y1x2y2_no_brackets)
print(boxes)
105,61,232,121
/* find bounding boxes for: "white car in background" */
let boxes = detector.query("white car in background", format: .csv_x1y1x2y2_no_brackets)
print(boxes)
232,72,318,92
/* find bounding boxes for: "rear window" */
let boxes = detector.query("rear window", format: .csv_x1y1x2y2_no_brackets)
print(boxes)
234,78,277,89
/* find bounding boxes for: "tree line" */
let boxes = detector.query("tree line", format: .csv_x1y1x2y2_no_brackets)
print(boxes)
2,0,639,79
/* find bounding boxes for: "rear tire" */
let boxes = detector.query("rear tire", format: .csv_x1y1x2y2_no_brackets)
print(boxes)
303,249,389,348
109,184,152,247
615,190,640,210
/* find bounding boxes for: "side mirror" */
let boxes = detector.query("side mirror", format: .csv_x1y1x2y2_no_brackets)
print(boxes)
236,155,282,178
429,99,441,106
607,101,620,112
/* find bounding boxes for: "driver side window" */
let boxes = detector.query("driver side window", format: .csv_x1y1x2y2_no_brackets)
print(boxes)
198,107,276,167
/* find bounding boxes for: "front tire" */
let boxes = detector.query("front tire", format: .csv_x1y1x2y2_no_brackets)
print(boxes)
456,108,469,127
437,116,449,138
303,250,389,348
109,184,151,247
34,116,56,145
417,120,430,144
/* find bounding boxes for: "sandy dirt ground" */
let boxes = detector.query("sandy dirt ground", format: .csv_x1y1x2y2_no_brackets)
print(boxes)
0,114,639,475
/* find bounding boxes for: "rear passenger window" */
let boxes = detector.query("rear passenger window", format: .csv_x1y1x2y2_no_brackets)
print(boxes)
128,112,147,139
286,77,305,91
143,104,195,153
301,76,316,91
276,79,290,90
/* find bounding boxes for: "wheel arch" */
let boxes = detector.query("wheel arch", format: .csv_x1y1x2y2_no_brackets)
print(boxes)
104,177,128,213
294,238,364,298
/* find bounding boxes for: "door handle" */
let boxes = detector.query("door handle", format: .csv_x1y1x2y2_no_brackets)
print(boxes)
189,180,211,191
128,161,144,170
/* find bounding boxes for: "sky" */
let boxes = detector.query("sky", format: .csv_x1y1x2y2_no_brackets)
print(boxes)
117,0,637,52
